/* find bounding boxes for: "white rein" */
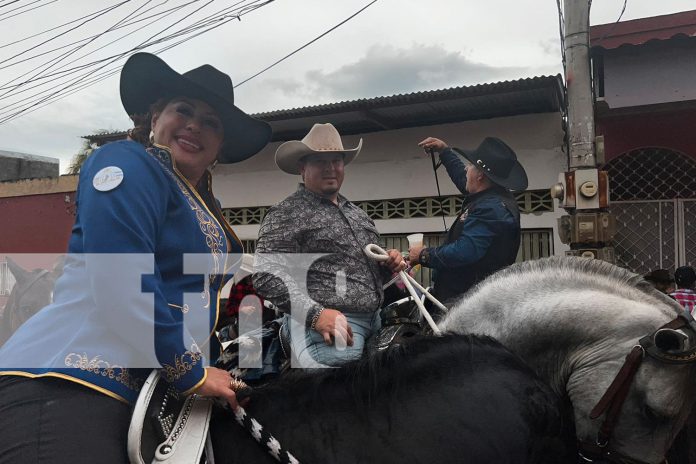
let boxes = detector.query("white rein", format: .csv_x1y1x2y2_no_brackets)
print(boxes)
363,243,444,335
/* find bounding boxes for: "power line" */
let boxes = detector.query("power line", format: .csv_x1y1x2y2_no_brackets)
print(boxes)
593,0,628,46
0,0,275,124
0,1,23,9
0,1,131,67
0,0,58,23
0,0,200,109
235,0,378,88
0,0,248,88
29,0,202,76
0,1,209,71
0,0,271,116
0,0,155,100
0,1,129,51
0,0,45,18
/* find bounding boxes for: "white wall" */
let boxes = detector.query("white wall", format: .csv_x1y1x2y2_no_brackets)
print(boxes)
213,112,570,255
602,41,696,108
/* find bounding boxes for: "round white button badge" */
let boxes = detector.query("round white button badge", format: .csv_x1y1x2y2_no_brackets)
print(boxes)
92,166,124,192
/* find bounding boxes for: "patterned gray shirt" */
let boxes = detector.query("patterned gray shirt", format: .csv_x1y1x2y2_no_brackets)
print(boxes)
253,184,389,327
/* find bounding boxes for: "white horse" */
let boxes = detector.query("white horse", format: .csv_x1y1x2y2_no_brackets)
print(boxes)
440,256,696,464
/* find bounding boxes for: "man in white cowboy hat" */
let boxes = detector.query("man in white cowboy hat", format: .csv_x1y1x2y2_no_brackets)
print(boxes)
408,136,527,305
253,123,406,367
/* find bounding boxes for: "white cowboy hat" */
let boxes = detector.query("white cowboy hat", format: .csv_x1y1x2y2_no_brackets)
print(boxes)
275,123,362,175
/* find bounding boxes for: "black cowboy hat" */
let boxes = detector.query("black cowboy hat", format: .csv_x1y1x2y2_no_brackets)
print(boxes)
120,53,271,164
452,137,528,191
644,269,674,284
675,266,696,287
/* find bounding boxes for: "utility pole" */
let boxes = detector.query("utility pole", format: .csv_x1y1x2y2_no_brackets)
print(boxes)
550,0,616,261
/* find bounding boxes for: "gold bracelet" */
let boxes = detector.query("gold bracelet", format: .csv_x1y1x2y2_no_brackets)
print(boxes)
310,307,324,330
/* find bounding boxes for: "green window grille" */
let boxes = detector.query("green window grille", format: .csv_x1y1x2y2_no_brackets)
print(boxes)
222,190,552,226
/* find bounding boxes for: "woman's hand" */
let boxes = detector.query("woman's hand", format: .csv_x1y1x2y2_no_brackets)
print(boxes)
314,308,354,347
195,367,243,410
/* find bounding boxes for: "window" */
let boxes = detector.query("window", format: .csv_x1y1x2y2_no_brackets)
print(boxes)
222,190,553,226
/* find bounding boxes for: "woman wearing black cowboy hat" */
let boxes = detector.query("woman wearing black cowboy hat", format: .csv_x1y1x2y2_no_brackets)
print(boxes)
408,136,528,305
0,53,271,462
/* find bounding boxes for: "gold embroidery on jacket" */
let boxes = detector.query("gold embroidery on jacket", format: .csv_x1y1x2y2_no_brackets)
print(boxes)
64,353,143,391
161,350,203,383
146,146,224,309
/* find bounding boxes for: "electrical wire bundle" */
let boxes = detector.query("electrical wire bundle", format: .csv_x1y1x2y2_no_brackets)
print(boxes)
0,0,275,125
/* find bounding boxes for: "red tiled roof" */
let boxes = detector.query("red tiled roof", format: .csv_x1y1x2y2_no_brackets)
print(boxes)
590,9,696,49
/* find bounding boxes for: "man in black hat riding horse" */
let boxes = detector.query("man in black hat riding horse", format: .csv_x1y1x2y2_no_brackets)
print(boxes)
408,136,528,305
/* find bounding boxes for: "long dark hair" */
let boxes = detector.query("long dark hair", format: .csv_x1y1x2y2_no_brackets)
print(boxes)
128,97,169,147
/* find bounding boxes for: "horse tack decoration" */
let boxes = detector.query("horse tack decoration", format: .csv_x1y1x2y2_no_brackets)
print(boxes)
128,369,302,464
579,310,696,464
440,256,696,464
640,312,696,364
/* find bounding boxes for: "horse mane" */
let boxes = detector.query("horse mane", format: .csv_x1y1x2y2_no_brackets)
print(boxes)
470,256,683,318
248,334,538,409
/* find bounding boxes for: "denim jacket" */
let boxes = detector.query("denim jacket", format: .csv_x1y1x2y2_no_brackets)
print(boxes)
421,148,521,303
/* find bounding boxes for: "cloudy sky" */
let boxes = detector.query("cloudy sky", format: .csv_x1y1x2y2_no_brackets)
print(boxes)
0,0,693,171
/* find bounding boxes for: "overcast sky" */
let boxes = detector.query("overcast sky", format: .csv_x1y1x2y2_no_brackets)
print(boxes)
0,0,693,171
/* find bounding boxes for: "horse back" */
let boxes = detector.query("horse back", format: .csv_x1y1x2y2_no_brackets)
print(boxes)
210,334,574,463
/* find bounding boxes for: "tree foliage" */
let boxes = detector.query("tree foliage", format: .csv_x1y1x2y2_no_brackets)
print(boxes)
67,130,110,175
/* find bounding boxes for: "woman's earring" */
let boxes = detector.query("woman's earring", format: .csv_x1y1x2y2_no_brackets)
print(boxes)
148,130,154,145
210,159,219,171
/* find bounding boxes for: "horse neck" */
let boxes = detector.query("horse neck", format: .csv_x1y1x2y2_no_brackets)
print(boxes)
441,284,674,396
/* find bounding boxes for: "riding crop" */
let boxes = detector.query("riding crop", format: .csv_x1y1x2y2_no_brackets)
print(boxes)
364,244,445,335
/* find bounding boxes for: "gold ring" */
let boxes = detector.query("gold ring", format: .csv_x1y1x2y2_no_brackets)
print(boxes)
229,377,248,392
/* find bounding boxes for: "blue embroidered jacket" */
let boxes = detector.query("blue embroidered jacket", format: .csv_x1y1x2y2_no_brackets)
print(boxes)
0,141,242,403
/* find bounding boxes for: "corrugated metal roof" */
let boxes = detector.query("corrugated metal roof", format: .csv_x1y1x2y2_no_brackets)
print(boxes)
256,76,564,141
591,9,696,50
84,75,563,144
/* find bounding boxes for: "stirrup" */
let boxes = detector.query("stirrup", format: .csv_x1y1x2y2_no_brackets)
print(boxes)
128,370,213,464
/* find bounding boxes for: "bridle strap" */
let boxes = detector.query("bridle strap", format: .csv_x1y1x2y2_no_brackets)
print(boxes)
582,312,696,463
589,345,645,446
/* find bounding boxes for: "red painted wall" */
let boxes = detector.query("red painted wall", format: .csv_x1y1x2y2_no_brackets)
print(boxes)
597,108,696,161
0,191,76,254
0,192,76,307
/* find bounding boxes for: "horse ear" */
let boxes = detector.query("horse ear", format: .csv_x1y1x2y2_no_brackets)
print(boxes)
50,255,66,280
654,328,690,353
5,256,29,285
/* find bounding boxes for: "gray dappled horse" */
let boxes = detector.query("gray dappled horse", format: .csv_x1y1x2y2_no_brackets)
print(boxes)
0,257,62,345
441,256,696,464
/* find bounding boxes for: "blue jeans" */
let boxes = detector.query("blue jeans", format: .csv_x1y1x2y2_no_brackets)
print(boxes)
281,310,381,367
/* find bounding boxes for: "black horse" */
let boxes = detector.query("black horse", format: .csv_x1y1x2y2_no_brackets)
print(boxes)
210,334,573,464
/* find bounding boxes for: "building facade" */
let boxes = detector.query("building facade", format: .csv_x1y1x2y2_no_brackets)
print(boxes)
1,75,568,298
591,9,696,273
